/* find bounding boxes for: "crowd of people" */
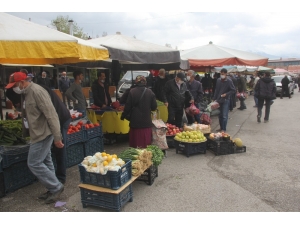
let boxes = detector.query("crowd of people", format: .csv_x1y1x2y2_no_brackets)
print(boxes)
2,67,292,205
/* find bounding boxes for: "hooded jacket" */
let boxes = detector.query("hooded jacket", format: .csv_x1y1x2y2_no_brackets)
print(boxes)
201,73,212,90
91,79,112,107
281,76,290,87
255,77,276,100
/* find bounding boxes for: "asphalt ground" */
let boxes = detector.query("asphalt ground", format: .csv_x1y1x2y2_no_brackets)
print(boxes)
1,91,300,219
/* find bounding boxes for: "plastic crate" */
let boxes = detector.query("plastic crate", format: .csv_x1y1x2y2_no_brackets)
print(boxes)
66,130,85,147
3,161,36,193
174,140,207,157
166,136,175,148
0,144,30,169
0,172,5,198
78,160,132,190
84,124,103,140
79,184,133,212
66,143,85,168
207,138,234,155
233,145,246,154
136,165,158,185
84,136,104,157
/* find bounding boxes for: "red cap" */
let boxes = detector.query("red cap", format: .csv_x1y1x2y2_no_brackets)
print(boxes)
5,72,27,89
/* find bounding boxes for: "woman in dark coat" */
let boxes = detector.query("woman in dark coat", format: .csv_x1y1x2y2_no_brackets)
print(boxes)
121,75,157,148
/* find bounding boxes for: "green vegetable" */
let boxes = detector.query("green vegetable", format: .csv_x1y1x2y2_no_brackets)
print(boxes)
146,145,164,166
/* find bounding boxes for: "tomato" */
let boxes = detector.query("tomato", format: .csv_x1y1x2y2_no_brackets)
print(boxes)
94,123,99,127
77,121,83,126
85,124,89,129
89,124,95,128
75,128,79,132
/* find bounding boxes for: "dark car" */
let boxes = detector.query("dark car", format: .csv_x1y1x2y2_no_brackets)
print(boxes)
272,75,295,96
117,71,150,98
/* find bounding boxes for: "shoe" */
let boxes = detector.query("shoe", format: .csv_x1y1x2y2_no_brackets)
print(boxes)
257,116,261,123
264,119,269,123
238,107,246,110
216,128,222,132
45,185,64,204
38,191,50,200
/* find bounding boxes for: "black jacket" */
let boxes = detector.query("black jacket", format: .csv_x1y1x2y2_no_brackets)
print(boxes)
201,73,213,90
152,76,170,103
237,76,247,92
122,85,157,128
37,77,51,89
281,76,290,87
255,77,276,100
164,79,193,108
59,76,71,93
119,84,136,104
213,78,236,103
91,80,112,108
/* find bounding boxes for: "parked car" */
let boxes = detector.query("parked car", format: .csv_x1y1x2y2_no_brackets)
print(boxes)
272,75,295,96
117,71,150,98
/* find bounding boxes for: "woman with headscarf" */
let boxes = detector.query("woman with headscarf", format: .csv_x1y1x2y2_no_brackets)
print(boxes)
121,75,157,148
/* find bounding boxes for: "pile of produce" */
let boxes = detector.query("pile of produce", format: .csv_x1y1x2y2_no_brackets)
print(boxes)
233,138,243,147
81,152,126,175
166,123,182,136
174,130,207,143
118,145,164,177
70,110,83,120
111,101,125,111
67,120,100,134
183,123,210,133
0,120,27,145
209,132,231,141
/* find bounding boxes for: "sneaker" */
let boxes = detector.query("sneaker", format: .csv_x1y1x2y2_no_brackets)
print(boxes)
257,116,261,123
45,185,64,204
38,191,50,200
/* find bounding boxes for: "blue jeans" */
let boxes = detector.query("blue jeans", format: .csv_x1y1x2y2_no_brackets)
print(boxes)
218,99,230,132
28,135,63,193
52,118,71,183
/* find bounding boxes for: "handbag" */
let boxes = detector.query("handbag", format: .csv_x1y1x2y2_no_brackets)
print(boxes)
122,88,146,121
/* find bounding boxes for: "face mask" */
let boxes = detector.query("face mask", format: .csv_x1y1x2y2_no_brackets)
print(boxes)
221,75,226,79
159,75,164,79
101,80,105,83
186,76,191,81
13,83,25,94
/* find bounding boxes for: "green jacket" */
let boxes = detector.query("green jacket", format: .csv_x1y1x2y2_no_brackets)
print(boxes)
23,83,61,143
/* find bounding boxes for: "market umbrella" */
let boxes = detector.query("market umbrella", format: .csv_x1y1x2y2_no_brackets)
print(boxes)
180,42,268,71
0,13,109,65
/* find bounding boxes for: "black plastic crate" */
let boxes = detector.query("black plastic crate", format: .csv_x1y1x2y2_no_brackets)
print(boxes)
233,145,246,154
66,130,85,147
84,124,103,140
0,172,5,198
136,165,158,185
0,144,30,169
66,143,85,168
166,136,175,148
3,161,36,193
174,140,207,157
84,136,104,157
207,138,234,155
79,184,133,212
78,160,132,190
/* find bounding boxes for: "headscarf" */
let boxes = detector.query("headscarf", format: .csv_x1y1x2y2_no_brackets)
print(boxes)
135,75,147,85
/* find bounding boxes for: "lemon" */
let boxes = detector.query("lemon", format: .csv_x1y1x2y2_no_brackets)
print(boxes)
103,161,108,166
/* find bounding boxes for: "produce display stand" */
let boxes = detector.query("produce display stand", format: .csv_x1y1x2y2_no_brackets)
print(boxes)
78,163,158,211
174,140,207,157
207,138,246,155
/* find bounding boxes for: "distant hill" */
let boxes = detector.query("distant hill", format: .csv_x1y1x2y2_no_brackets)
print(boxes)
247,50,280,60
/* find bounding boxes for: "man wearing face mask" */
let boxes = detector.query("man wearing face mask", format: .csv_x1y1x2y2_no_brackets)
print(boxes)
37,71,51,89
65,70,88,117
213,68,236,132
152,68,169,106
91,72,112,109
164,72,194,128
59,71,71,109
5,72,65,204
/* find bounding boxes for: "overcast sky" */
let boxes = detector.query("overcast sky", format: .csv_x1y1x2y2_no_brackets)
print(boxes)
4,1,300,59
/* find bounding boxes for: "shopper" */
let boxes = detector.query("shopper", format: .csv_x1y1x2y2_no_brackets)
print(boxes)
227,73,237,111
59,71,71,109
65,70,88,117
91,72,112,108
164,72,194,128
37,71,51,88
5,72,64,204
236,72,247,110
152,68,169,106
255,72,276,123
121,75,157,148
213,68,236,132
252,71,260,107
185,70,203,124
280,75,291,99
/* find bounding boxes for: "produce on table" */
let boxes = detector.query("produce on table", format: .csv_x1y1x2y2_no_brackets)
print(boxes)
67,120,100,134
0,120,27,145
165,123,182,136
146,145,164,167
183,123,210,132
233,138,243,147
174,130,207,143
80,151,126,175
111,101,120,109
90,104,100,109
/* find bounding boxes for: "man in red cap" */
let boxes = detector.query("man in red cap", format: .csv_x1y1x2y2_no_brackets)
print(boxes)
5,72,65,204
